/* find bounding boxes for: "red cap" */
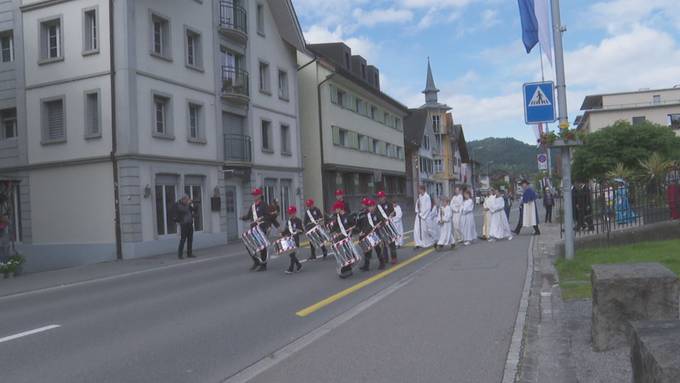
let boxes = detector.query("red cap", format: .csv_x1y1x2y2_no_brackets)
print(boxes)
361,197,369,206
332,201,345,211
287,206,297,214
305,199,314,207
366,198,376,207
376,191,386,198
251,188,263,196
335,189,344,196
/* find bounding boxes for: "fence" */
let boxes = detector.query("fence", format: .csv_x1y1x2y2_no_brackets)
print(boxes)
557,175,680,241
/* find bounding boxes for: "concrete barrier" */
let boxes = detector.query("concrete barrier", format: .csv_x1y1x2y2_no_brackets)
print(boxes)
630,320,680,383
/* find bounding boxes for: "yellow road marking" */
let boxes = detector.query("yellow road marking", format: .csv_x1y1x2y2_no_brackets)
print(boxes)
295,247,436,317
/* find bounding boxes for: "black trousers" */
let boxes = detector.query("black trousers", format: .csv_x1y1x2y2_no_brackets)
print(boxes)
288,236,301,271
514,208,540,234
178,223,193,257
381,242,397,260
251,248,268,266
545,206,553,223
310,245,327,259
363,245,385,267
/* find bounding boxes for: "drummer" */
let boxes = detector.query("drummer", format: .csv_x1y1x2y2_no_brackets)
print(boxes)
329,201,356,278
357,198,386,271
281,206,303,274
334,189,350,215
303,198,328,261
377,191,399,265
240,188,270,271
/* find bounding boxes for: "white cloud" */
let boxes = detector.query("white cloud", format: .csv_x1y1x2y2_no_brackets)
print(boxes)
481,9,499,28
303,24,379,62
588,0,680,33
400,0,475,8
352,8,414,27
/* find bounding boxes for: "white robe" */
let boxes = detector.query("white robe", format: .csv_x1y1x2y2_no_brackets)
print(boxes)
451,194,463,243
414,193,435,247
522,201,538,227
460,199,477,242
437,205,454,246
489,196,513,240
482,195,496,238
428,205,441,242
391,204,404,246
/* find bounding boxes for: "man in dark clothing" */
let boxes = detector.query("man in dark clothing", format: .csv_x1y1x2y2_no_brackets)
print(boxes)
543,188,554,223
241,188,270,271
377,191,398,264
357,198,385,271
502,190,512,221
281,205,303,274
303,198,328,261
176,195,196,259
328,201,357,278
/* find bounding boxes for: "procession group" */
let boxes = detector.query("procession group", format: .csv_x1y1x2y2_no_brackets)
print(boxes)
238,180,541,278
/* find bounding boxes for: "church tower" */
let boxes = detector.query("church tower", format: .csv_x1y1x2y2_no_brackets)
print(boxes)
423,58,440,105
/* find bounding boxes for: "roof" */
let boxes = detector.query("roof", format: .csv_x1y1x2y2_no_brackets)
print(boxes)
452,124,470,162
423,58,439,93
404,109,428,147
580,86,680,110
267,0,307,53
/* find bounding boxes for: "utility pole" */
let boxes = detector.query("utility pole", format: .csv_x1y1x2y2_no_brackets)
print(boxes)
552,0,575,260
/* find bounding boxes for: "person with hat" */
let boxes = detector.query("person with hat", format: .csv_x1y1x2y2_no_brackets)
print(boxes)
376,191,399,264
303,198,328,261
328,201,356,278
513,180,540,235
357,198,386,271
281,206,303,274
334,189,350,214
240,187,271,271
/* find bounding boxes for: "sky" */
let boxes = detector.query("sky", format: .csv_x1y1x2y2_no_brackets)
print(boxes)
291,0,680,144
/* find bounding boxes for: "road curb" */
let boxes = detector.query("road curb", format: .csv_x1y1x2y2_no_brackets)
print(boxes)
502,235,535,383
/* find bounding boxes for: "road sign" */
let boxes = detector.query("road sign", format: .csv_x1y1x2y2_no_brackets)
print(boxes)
523,81,557,124
537,153,548,171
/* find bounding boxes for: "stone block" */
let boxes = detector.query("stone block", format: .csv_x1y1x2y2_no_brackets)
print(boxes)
591,263,678,351
630,320,680,383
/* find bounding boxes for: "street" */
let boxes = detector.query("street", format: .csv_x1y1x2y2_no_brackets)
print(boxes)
0,210,532,383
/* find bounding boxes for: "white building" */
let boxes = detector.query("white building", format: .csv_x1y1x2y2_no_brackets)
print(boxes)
0,0,306,272
576,87,680,136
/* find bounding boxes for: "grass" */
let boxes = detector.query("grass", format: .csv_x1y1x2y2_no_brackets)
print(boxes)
555,239,680,300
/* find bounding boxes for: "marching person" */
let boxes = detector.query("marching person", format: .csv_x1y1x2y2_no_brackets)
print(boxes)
451,187,464,245
489,189,513,242
390,196,404,247
240,188,271,271
377,191,399,264
414,185,435,249
436,195,454,249
513,180,541,235
303,198,328,261
176,195,196,259
358,198,386,271
281,206,303,274
481,189,496,240
543,187,554,223
334,189,350,214
460,189,477,246
328,201,356,278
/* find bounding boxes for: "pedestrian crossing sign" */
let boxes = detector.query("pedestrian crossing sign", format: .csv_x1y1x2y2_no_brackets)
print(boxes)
523,81,556,124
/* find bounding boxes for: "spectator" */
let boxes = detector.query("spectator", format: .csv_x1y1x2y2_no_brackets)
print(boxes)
543,187,554,223
176,195,196,259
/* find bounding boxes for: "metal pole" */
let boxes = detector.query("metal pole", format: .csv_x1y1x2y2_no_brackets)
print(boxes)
552,0,574,260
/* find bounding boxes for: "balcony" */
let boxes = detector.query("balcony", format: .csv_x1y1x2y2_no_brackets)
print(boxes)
224,134,252,164
218,1,247,44
221,66,249,103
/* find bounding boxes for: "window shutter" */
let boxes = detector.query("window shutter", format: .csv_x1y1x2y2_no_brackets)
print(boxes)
47,100,64,140
329,85,338,104
332,126,340,145
349,131,358,149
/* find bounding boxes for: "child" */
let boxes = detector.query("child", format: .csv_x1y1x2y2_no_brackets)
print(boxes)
437,196,454,249
391,196,404,247
460,189,477,246
489,189,513,242
281,206,303,274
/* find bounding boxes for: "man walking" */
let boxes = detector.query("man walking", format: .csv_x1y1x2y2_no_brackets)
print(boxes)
513,180,540,235
414,185,434,249
543,187,554,223
176,195,196,259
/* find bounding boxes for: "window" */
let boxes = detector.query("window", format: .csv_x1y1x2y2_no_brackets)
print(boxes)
0,31,13,63
261,120,272,152
151,13,170,59
155,184,177,235
280,124,291,154
84,90,101,138
434,159,443,173
653,95,661,105
423,135,430,150
384,112,390,126
337,89,346,107
395,117,402,131
338,128,347,146
432,115,441,133
278,70,289,100
152,94,172,138
259,61,270,94
669,114,680,130
256,3,265,35
371,105,377,120
632,116,646,125
330,84,338,104
359,134,369,151
396,146,404,160
40,18,62,62
41,97,65,144
185,28,202,69
0,108,16,140
183,184,203,231
83,8,98,54
188,103,202,141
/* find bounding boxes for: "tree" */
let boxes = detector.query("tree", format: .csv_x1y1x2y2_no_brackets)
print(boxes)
639,152,672,184
572,121,680,181
605,163,634,182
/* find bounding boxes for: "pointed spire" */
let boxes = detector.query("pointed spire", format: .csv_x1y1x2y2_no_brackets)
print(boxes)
423,57,439,105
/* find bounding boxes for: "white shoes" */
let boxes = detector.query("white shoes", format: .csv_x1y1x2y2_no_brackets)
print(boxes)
488,238,496,243
463,241,471,246
508,236,513,241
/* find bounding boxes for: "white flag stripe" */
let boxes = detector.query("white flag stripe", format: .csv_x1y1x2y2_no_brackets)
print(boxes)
534,0,553,66
0,325,61,344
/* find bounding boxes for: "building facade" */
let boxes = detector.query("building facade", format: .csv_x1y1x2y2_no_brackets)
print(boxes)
298,42,409,212
576,87,680,136
0,0,306,272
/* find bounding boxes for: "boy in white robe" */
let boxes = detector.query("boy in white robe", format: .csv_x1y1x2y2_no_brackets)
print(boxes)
451,187,464,244
481,189,496,240
489,189,513,241
460,190,477,245
414,185,435,248
391,197,404,247
427,195,441,243
436,196,454,249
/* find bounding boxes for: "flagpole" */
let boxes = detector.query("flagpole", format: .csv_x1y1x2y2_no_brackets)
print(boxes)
538,43,552,179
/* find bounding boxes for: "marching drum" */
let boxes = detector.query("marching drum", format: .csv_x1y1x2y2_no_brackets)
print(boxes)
332,237,362,270
377,220,399,244
305,224,331,249
358,230,382,253
273,236,297,256
241,225,270,259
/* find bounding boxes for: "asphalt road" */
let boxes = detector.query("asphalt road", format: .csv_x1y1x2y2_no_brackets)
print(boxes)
0,208,529,383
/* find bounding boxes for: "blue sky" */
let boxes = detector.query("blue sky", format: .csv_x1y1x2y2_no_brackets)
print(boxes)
291,0,680,144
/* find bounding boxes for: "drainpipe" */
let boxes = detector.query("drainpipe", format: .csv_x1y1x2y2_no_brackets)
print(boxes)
109,0,122,260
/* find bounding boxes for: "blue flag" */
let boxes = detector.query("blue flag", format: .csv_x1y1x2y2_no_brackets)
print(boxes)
518,0,539,53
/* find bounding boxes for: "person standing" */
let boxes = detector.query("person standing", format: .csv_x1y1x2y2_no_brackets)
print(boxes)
241,188,271,271
513,180,540,235
377,191,399,264
460,189,477,246
543,187,554,223
489,189,513,241
358,199,386,271
436,196,454,249
303,198,328,261
390,196,404,247
481,189,496,240
176,195,196,259
414,185,434,249
503,190,512,221
281,206,303,274
451,187,464,244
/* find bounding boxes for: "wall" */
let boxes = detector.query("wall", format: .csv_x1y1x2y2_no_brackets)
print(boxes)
0,0,21,167
602,88,680,108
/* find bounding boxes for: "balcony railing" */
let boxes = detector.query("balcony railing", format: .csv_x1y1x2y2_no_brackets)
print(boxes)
219,1,247,40
221,66,249,101
224,134,252,163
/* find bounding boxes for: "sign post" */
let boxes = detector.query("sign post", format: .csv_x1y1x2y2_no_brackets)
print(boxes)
523,81,556,125
537,153,548,171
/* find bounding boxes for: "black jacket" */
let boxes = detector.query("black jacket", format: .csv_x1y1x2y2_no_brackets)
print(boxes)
303,207,326,231
282,217,304,243
356,209,383,237
240,201,271,229
329,212,355,240
377,200,394,220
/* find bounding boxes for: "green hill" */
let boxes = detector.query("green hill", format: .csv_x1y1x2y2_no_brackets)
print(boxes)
468,138,540,178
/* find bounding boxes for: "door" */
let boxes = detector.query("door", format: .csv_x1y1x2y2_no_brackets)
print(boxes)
225,185,239,241
280,179,292,222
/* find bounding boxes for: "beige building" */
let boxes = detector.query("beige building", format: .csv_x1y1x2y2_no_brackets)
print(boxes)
576,87,680,135
297,42,408,212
